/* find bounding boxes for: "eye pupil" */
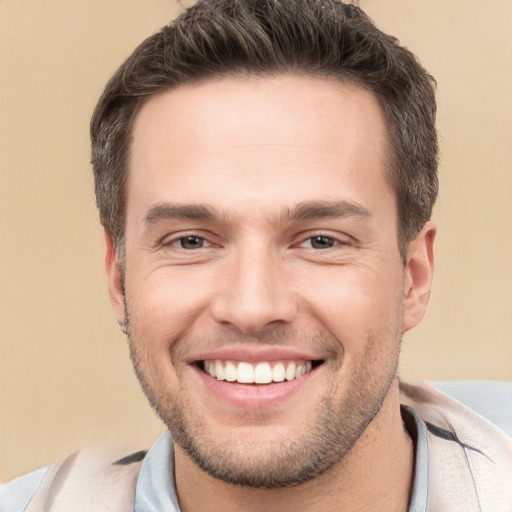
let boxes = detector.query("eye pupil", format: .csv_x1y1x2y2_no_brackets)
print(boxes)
311,236,334,249
180,236,204,249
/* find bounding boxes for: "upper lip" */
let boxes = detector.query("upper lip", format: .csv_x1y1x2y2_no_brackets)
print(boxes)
186,345,323,364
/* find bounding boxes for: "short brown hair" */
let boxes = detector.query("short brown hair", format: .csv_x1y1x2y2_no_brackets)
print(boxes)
91,0,438,262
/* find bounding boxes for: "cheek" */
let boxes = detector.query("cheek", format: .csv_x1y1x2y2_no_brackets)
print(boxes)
125,266,213,354
299,263,404,344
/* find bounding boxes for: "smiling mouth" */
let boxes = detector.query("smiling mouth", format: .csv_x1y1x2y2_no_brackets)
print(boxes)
198,359,323,384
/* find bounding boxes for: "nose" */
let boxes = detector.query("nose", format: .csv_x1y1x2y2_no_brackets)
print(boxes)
210,247,299,334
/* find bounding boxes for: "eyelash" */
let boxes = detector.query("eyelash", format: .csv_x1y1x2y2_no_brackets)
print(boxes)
164,234,213,250
296,234,343,250
162,232,349,251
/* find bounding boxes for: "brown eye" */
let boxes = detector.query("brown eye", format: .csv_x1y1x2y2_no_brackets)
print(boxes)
180,236,205,249
309,236,336,249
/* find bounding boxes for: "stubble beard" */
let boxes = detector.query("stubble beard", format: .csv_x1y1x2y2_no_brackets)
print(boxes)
124,303,402,489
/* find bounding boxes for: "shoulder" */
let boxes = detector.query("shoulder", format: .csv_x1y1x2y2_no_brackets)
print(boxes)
401,379,512,509
429,379,512,436
0,445,146,512
0,466,49,512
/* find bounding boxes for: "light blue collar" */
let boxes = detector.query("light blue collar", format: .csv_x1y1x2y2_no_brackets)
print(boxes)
134,408,429,512
134,430,180,512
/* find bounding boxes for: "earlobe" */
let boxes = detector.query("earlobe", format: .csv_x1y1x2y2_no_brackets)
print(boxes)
103,228,126,329
402,220,436,333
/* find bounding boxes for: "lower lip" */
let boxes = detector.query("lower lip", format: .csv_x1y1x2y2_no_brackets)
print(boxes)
192,365,317,409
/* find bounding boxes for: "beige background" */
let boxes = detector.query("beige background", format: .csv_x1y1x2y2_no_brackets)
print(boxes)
1,0,511,481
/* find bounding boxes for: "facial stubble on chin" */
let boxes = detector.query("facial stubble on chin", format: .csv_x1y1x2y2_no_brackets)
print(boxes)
123,298,403,489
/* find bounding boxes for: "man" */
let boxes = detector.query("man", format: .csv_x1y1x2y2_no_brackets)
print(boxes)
1,1,511,511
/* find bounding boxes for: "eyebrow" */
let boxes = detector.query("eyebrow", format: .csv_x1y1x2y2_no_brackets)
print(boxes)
143,204,217,226
284,200,371,221
142,199,371,227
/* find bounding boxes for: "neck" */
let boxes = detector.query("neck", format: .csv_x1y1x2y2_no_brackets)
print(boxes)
174,385,414,512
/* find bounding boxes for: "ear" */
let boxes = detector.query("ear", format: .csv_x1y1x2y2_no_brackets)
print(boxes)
402,220,436,333
103,228,126,330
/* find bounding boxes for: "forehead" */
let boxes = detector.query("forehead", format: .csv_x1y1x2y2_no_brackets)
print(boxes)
128,75,394,221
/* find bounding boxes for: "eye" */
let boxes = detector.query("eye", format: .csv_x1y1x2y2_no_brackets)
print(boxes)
306,235,337,249
177,235,208,250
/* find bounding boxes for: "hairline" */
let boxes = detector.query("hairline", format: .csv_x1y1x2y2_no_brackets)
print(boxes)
112,71,413,268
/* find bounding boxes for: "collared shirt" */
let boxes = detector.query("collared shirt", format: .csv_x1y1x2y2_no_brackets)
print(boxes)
134,407,430,512
1,380,511,512
0,407,431,512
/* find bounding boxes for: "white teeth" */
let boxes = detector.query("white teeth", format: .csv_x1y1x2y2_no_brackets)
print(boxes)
237,362,254,383
285,362,296,381
254,362,272,384
225,361,237,382
215,360,225,381
204,360,315,384
272,363,285,382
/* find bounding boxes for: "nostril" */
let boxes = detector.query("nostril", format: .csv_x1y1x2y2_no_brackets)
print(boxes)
211,300,299,334
209,268,299,333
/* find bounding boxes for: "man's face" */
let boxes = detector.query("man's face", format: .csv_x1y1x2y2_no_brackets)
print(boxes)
107,75,428,487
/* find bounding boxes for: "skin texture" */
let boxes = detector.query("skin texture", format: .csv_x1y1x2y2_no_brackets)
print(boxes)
105,75,435,511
